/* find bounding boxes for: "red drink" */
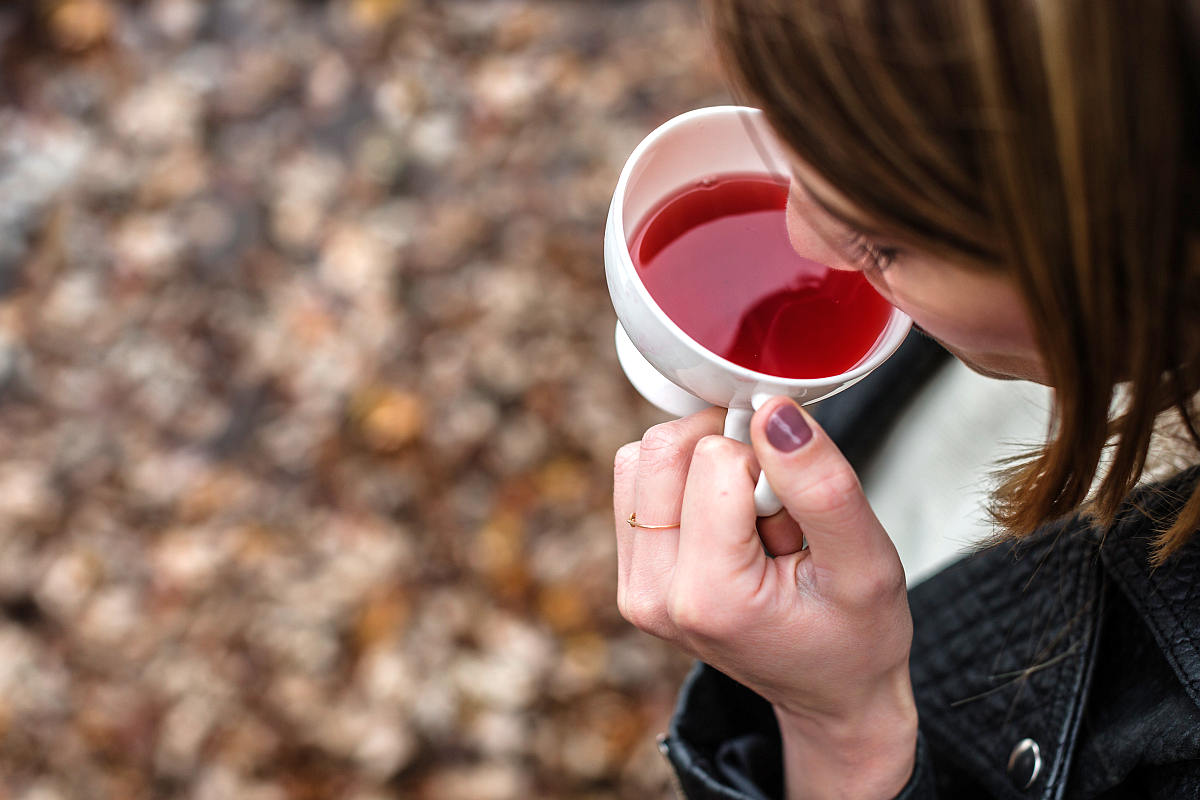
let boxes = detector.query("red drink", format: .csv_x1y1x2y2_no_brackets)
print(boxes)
629,173,893,379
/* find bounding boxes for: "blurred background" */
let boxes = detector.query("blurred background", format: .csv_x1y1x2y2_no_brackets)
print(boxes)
0,1,732,797
0,1,1059,798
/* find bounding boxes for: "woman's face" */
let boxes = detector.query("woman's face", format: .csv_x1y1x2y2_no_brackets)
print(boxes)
784,167,1049,385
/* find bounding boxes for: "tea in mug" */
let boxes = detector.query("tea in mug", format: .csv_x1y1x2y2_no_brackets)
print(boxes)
629,173,892,379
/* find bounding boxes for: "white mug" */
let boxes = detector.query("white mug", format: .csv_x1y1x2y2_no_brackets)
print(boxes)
604,105,912,516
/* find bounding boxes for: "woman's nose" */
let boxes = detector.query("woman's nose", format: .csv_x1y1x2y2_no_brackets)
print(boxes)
785,185,859,272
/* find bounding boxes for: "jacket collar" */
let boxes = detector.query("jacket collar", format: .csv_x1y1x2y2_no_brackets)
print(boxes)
1096,465,1200,711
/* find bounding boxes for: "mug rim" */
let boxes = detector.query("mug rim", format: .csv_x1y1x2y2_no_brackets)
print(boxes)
610,104,912,388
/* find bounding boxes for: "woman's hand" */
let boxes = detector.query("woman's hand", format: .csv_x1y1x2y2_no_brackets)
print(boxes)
613,399,917,800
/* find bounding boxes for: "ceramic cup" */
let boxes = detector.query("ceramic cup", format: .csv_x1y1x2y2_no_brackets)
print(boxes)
604,105,912,516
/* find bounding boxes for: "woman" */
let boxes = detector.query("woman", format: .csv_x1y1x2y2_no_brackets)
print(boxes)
613,1,1199,798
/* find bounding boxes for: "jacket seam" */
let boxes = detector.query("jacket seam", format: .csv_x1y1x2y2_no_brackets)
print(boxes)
1042,545,1104,800
1040,542,1081,799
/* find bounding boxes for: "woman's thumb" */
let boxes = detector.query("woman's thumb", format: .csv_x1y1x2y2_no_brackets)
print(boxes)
750,397,891,572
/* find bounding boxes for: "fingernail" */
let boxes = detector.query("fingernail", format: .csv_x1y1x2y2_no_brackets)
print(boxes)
766,403,812,452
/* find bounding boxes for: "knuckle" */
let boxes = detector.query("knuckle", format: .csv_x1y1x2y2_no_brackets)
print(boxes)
666,590,704,633
639,423,685,465
844,564,906,609
667,587,731,638
620,592,665,632
614,442,640,479
692,434,738,462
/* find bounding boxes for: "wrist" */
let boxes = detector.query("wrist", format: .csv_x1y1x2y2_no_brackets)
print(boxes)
772,679,918,800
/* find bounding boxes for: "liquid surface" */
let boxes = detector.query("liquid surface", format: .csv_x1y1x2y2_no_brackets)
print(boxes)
630,173,893,379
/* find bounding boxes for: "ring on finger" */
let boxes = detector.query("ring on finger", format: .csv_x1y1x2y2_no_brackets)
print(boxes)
627,512,681,530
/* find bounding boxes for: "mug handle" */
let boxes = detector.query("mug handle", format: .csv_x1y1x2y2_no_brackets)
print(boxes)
723,394,783,517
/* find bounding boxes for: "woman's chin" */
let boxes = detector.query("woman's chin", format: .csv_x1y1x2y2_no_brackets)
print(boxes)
941,343,1050,385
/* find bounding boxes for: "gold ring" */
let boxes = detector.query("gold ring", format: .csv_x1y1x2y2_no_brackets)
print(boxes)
627,512,681,530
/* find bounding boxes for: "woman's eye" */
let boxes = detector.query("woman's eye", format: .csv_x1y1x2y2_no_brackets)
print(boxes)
845,233,899,273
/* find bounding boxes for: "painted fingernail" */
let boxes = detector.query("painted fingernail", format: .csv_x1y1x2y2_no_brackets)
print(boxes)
766,403,812,452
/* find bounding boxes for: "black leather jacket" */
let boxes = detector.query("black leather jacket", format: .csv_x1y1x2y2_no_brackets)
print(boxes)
662,467,1200,798
658,340,1200,799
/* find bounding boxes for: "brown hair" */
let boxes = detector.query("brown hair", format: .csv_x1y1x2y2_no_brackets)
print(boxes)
710,0,1200,561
